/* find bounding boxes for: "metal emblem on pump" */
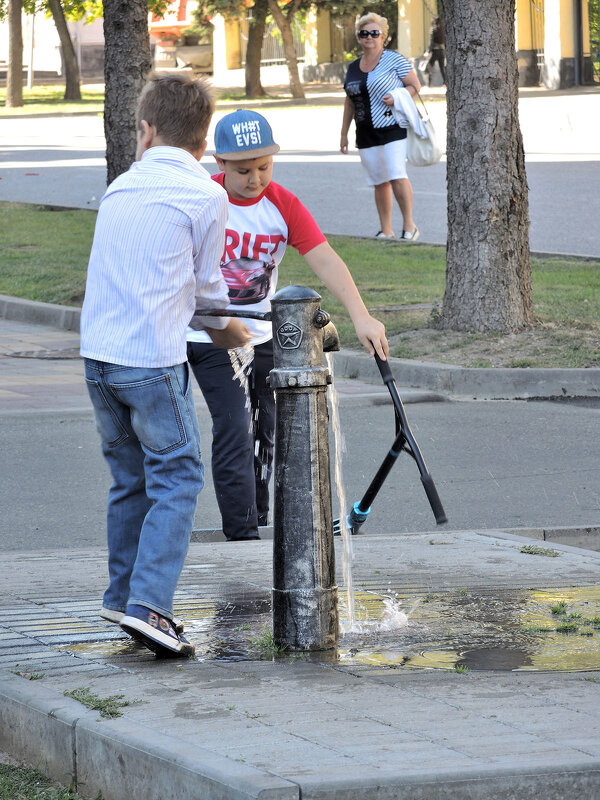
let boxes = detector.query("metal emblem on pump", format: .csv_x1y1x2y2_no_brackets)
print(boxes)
277,321,303,349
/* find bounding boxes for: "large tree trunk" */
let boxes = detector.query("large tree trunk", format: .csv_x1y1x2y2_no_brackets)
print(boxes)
440,0,533,333
6,0,23,108
245,0,268,98
103,0,152,186
47,0,81,101
267,0,305,99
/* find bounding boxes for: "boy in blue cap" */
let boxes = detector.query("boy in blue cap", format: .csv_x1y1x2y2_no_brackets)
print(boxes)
187,109,388,542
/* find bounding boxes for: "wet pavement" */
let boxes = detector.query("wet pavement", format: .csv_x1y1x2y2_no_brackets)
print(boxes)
2,533,600,800
1,311,600,798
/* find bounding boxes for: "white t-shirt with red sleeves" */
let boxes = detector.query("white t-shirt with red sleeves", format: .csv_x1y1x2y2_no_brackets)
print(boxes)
187,174,326,346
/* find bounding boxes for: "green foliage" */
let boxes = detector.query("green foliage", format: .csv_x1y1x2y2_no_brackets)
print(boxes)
0,0,170,23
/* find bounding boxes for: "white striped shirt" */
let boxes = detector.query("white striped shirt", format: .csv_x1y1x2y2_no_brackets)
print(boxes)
80,146,230,367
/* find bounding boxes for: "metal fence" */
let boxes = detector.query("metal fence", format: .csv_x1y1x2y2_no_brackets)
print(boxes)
240,15,305,66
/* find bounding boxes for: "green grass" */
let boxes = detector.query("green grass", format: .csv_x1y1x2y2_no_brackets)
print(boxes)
247,627,288,658
0,84,105,116
0,761,99,800
0,201,598,365
64,686,140,719
0,203,96,305
519,544,560,558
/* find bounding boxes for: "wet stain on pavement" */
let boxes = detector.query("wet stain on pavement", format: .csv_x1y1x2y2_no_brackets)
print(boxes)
22,584,600,673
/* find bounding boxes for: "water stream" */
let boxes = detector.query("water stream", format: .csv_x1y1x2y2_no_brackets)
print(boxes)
325,353,355,626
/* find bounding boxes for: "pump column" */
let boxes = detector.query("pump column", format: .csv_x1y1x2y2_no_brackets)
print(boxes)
269,285,339,651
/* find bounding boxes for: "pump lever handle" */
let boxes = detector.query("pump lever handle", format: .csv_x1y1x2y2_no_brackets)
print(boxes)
193,308,272,321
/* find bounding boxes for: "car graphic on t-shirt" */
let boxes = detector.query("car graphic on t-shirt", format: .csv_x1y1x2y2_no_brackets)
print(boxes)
221,257,275,305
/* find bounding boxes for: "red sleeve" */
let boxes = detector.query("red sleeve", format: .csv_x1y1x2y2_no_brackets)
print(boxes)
265,182,327,256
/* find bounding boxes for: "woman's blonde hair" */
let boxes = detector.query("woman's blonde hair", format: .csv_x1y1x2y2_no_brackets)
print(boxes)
355,13,389,42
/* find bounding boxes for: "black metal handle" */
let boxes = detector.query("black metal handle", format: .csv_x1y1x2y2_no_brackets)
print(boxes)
374,353,447,526
193,308,272,321
374,352,394,383
421,474,448,524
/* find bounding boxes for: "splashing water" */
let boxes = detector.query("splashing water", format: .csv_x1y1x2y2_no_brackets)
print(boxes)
325,353,355,625
228,344,254,433
345,594,415,635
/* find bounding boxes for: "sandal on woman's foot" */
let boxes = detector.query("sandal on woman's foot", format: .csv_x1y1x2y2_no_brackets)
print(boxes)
400,226,419,242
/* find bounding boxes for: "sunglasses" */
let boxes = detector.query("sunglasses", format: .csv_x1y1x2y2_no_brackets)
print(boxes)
358,30,382,39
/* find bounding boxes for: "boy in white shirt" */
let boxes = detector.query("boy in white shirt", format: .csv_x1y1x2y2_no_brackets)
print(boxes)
81,75,249,658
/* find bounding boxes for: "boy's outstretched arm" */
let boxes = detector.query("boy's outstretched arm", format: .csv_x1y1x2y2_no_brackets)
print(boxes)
303,242,389,360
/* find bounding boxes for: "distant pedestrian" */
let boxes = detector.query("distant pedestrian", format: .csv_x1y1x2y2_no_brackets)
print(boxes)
80,74,250,659
340,13,421,241
426,17,447,87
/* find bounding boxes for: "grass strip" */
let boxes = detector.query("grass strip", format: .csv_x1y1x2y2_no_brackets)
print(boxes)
0,761,95,800
0,84,105,116
0,201,598,367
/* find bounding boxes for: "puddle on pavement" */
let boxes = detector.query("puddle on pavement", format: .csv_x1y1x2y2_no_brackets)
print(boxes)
56,586,600,672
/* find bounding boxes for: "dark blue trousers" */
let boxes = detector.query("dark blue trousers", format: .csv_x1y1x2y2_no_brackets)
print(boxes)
187,340,274,540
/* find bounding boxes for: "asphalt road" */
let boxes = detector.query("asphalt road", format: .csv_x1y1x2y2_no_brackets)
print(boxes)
1,389,599,551
1,89,599,256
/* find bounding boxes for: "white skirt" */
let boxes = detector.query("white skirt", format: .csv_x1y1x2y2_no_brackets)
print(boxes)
358,138,408,185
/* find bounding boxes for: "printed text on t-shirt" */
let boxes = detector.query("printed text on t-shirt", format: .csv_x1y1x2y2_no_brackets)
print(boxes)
223,229,286,262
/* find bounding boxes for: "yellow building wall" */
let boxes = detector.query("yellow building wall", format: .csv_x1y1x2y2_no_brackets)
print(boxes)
397,0,430,58
515,0,534,50
225,18,241,69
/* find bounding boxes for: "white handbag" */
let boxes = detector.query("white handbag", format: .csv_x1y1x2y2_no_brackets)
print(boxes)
406,94,443,167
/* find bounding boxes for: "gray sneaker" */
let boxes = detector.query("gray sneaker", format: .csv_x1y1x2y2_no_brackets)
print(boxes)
120,605,195,659
101,605,184,634
374,231,395,240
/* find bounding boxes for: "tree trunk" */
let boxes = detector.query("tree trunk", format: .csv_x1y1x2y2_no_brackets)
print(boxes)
440,0,533,333
47,0,81,101
245,0,268,98
103,0,153,186
6,0,23,108
267,0,305,99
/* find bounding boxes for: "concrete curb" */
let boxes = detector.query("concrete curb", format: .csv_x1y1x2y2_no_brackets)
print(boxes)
2,294,599,400
298,763,600,800
333,349,600,400
0,294,80,333
3,673,600,800
0,673,299,800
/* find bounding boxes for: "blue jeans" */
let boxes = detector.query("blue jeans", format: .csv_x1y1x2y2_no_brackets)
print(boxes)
84,359,203,618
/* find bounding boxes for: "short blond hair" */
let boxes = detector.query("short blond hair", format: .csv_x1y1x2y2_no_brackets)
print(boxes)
356,13,389,42
136,73,215,152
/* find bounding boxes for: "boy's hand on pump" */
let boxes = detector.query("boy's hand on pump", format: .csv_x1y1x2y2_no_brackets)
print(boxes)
205,318,251,350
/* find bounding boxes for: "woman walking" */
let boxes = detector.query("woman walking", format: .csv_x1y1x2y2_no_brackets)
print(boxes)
340,13,421,241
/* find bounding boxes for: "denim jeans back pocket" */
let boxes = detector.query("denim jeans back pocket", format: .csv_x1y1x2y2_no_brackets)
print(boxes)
110,372,187,455
85,378,129,448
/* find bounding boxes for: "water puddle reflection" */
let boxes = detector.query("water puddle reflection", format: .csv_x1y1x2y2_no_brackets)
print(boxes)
57,586,600,672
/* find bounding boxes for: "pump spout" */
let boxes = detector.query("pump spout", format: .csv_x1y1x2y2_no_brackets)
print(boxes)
322,321,340,353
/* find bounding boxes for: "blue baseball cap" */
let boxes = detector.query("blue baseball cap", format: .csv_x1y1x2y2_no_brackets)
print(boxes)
214,109,280,160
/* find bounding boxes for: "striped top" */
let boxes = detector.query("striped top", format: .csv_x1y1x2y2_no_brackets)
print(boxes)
344,50,413,149
80,146,230,368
